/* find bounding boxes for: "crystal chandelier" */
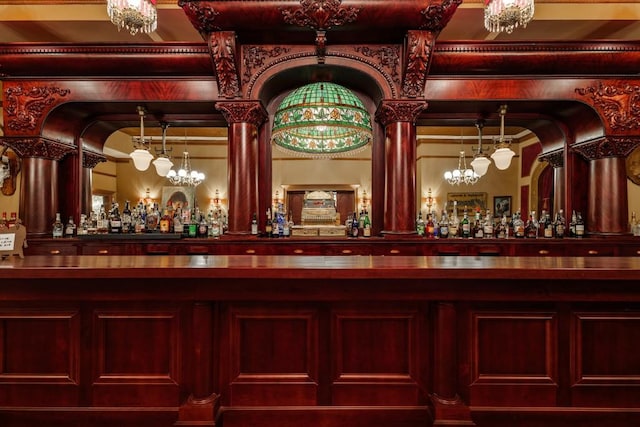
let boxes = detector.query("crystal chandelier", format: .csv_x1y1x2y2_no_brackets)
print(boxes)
107,0,158,36
484,0,534,34
444,134,479,186
166,145,205,187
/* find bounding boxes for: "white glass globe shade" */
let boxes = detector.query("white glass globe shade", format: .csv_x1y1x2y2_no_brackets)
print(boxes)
178,168,187,177
470,156,491,177
491,147,516,170
166,169,177,178
444,171,453,180
452,169,461,178
129,149,153,171
152,157,174,177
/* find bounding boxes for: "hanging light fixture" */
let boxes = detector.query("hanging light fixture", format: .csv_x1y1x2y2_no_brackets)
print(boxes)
484,0,535,34
107,0,158,36
444,131,479,186
129,105,154,171
166,135,205,187
271,82,373,158
491,104,516,170
152,122,173,177
470,119,491,177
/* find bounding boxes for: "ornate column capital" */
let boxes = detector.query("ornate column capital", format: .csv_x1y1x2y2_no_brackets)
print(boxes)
0,137,75,161
83,150,107,169
375,100,428,126
538,149,564,168
215,100,268,127
571,136,640,161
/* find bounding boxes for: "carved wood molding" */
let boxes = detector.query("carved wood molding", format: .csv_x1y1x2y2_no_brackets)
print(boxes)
420,0,462,32
575,82,640,132
215,101,267,127
0,137,75,160
538,149,564,168
280,0,359,31
402,30,436,98
242,45,292,86
353,45,402,86
83,150,107,169
208,31,241,99
4,84,70,134
178,0,221,34
571,136,640,161
375,100,428,126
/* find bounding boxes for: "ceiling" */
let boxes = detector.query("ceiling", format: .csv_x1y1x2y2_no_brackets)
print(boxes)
2,1,639,153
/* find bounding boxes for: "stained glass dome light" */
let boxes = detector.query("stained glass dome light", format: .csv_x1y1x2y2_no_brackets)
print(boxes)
271,82,372,158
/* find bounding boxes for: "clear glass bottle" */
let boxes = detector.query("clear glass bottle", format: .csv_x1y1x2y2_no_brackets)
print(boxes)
64,216,76,238
461,208,471,239
449,201,459,238
363,210,371,237
52,212,64,238
629,211,638,236
569,210,577,237
554,209,566,238
483,210,493,238
426,212,435,238
265,208,272,238
513,210,525,238
575,211,585,237
251,212,258,235
473,210,483,239
439,208,449,239
416,211,425,237
351,211,359,238
122,201,132,233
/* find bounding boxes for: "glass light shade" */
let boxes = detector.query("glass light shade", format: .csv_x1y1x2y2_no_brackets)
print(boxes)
152,156,173,177
178,168,187,177
129,148,153,171
271,82,373,158
444,171,453,180
491,147,516,170
470,155,491,177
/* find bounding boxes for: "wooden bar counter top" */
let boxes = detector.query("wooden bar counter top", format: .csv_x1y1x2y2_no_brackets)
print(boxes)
1,255,640,427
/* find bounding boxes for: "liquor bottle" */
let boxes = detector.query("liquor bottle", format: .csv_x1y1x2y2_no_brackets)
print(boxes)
569,210,577,237
288,210,295,236
251,212,258,235
210,213,221,238
265,208,272,237
363,210,371,237
277,203,285,237
483,210,493,238
188,211,198,238
496,214,508,239
196,212,208,237
146,203,159,233
271,209,279,238
122,201,132,233
432,210,440,239
0,212,7,229
554,209,566,238
513,210,525,238
439,208,449,239
351,211,359,238
525,211,537,238
109,202,122,234
78,214,88,236
538,210,548,237
473,210,483,239
461,208,471,239
575,211,585,237
426,212,435,238
173,208,184,235
97,205,109,234
632,212,640,237
64,216,76,237
416,211,425,236
449,202,459,238
358,210,365,236
283,210,290,237
160,209,172,233
52,212,64,238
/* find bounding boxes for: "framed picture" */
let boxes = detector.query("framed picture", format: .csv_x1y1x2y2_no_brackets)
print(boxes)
493,195,512,217
446,192,488,214
161,186,195,214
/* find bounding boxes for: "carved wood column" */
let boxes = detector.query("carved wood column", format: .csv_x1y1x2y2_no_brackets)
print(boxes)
375,100,427,235
216,101,268,234
572,136,640,235
82,151,107,219
539,149,565,216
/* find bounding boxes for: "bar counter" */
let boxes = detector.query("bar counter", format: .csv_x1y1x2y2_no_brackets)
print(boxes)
1,255,640,427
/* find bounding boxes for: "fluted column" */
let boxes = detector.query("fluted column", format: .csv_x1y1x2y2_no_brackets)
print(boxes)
539,149,565,216
572,136,640,235
216,101,268,235
375,100,427,235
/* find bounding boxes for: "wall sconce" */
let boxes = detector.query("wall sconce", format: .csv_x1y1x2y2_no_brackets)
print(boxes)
425,188,435,212
360,189,369,212
273,190,281,207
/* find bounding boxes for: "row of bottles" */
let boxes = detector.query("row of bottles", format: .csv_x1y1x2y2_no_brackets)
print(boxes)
261,203,294,238
416,202,587,239
53,200,228,238
346,209,372,237
630,212,640,236
0,212,19,230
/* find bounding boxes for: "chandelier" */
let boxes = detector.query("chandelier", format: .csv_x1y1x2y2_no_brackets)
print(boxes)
491,104,516,170
470,119,491,177
484,0,534,34
444,133,479,186
166,145,205,187
271,82,373,158
129,105,154,171
107,0,158,36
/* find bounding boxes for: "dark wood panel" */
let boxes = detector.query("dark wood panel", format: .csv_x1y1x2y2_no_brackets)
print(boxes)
470,311,558,406
0,309,80,406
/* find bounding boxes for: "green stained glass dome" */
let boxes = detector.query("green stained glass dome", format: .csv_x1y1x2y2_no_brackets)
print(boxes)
271,82,372,158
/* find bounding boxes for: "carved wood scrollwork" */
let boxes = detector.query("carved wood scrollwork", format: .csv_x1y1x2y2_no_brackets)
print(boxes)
208,31,241,99
242,46,292,86
375,100,428,126
402,31,436,98
215,101,268,127
353,46,401,86
83,150,107,169
4,85,70,133
420,0,463,32
571,136,640,161
575,82,640,131
178,0,221,34
538,149,564,168
0,137,75,161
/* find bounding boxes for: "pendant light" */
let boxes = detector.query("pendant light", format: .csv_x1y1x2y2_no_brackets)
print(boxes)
152,122,173,177
129,105,153,171
491,104,516,170
470,119,491,177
